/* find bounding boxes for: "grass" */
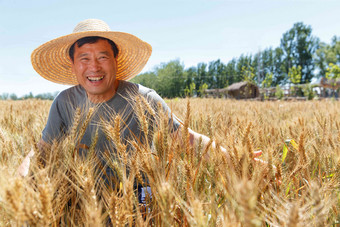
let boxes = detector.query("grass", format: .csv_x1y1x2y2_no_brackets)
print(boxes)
0,98,339,226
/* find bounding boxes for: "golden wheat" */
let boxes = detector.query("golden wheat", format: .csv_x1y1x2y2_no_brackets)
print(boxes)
0,98,339,226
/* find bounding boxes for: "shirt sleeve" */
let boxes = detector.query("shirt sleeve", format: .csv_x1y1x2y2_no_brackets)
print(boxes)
145,89,181,133
42,96,66,144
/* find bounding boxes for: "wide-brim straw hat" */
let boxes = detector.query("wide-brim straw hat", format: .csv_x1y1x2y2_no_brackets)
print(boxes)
31,19,152,85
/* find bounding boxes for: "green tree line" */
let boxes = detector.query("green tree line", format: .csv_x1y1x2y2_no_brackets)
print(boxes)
131,22,340,98
0,92,59,100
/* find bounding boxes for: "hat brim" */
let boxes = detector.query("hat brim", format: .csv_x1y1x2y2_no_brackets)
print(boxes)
31,31,152,85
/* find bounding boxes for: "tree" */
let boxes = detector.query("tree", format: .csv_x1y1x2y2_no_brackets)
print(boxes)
241,65,256,83
9,93,18,100
34,92,57,100
302,83,316,100
198,83,208,97
254,49,270,85
261,72,274,99
272,47,286,85
207,59,227,89
280,22,319,83
195,63,207,92
236,54,253,82
184,82,196,97
23,92,34,100
255,47,286,86
0,93,9,100
315,36,340,78
275,85,284,99
225,58,238,85
130,72,157,90
184,66,197,93
261,72,273,88
156,59,185,98
288,66,302,85
288,65,302,96
330,36,340,64
325,63,340,96
326,63,340,80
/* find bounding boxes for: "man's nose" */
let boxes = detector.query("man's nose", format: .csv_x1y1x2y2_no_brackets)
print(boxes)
88,59,101,71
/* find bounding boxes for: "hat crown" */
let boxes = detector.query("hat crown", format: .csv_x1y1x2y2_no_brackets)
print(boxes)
73,19,110,33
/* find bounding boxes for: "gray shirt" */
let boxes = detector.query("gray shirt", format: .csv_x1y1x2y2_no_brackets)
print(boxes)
42,80,180,153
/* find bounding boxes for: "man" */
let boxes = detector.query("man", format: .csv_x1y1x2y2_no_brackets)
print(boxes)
18,19,261,179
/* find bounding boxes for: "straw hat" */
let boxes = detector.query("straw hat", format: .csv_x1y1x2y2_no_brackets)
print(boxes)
31,19,152,85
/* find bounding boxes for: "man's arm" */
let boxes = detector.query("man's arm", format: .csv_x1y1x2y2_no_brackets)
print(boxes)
188,127,221,149
186,126,275,180
185,127,262,159
16,139,49,177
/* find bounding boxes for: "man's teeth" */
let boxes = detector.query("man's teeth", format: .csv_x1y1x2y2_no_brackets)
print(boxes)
87,76,104,81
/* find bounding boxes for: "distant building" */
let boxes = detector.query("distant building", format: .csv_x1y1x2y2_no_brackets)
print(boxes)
320,77,340,89
319,77,340,97
204,81,259,99
226,81,259,99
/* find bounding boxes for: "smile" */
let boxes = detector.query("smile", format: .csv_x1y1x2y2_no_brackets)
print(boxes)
87,76,104,82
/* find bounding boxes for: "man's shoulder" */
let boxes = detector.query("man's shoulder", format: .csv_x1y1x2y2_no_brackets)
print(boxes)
55,85,86,102
119,80,155,97
138,84,155,96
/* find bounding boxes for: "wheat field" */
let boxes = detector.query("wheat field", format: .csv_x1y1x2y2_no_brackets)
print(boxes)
0,98,339,226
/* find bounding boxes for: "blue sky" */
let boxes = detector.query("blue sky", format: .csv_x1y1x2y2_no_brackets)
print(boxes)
1,0,340,96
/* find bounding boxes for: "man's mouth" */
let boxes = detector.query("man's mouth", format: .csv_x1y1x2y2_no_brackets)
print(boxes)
87,76,104,82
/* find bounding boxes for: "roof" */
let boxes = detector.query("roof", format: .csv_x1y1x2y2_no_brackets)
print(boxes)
227,81,256,91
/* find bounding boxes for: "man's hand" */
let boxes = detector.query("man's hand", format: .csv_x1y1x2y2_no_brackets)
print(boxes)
253,150,262,158
16,139,49,177
16,149,35,177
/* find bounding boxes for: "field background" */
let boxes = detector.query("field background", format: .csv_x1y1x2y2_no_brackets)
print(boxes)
0,98,339,226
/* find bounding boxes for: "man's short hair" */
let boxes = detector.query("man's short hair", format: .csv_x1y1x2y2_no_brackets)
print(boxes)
69,36,119,62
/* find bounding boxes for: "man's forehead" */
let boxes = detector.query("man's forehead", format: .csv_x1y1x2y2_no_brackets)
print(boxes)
75,39,111,47
74,41,114,54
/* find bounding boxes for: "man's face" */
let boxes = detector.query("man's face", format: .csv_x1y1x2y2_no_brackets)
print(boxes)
71,39,118,102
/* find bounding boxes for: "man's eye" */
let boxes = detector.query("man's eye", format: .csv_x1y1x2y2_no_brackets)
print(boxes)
99,56,108,60
80,58,89,61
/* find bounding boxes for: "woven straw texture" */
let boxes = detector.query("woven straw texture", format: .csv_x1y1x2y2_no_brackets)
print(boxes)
31,19,152,85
